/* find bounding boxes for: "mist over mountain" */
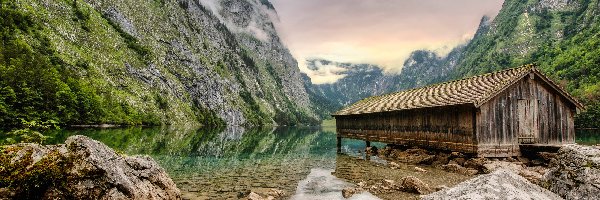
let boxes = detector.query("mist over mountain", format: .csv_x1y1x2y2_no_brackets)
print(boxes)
301,47,461,118
0,0,318,128
305,0,600,127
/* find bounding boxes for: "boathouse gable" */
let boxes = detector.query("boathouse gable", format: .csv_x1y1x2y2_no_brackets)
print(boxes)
333,65,583,157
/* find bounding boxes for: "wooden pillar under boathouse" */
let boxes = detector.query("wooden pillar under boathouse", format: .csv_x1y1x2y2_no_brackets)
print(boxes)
337,136,342,153
331,64,584,158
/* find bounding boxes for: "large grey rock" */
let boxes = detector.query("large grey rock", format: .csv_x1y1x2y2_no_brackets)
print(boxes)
0,135,180,199
543,144,600,200
421,170,562,200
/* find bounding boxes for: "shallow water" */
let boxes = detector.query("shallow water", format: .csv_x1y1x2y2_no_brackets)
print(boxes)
45,126,600,199
575,129,600,146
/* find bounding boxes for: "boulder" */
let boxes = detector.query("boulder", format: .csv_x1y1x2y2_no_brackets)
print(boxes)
388,148,435,164
0,135,181,199
451,157,466,166
463,158,487,171
399,176,434,195
425,153,450,166
543,144,600,200
421,170,562,200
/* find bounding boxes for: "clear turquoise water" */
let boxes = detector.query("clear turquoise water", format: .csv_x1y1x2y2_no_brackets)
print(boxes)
44,126,600,199
46,126,366,199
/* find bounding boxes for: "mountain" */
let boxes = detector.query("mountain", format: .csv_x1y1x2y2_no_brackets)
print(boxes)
301,59,397,118
304,60,393,105
0,0,318,129
302,47,464,117
306,0,600,127
443,0,600,127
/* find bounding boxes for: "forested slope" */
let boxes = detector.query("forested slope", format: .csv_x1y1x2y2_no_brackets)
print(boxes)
0,0,318,130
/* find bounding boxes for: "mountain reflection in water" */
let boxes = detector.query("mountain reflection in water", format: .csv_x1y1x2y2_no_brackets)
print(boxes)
47,126,343,199
46,126,600,199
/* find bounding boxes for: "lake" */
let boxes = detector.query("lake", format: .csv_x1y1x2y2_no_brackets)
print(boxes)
45,126,600,199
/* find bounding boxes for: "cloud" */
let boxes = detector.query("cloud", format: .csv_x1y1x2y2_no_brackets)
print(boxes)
271,0,504,75
199,0,222,16
247,21,270,41
304,60,349,84
199,0,275,42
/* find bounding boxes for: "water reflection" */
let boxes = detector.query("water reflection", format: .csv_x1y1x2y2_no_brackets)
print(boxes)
45,126,600,199
47,126,342,199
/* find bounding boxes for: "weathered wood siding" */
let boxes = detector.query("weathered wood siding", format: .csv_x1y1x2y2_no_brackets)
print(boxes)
476,74,576,157
336,105,476,153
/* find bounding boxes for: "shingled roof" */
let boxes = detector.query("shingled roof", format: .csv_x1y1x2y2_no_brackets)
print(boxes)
333,64,583,116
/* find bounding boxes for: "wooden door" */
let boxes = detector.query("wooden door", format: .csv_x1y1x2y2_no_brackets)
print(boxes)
518,99,535,144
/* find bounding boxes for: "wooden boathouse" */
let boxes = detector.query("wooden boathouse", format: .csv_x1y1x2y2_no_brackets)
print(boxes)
333,64,584,157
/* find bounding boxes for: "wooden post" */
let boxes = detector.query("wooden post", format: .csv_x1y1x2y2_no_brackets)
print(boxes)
337,137,342,153
365,141,371,160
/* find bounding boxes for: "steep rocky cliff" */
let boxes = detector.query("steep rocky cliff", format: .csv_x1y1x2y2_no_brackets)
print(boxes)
0,0,317,128
306,0,600,126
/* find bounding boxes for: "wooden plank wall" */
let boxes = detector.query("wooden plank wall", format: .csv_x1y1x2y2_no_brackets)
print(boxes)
533,77,576,145
476,74,576,157
336,105,477,153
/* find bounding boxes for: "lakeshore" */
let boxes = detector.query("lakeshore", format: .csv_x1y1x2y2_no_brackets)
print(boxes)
24,125,597,199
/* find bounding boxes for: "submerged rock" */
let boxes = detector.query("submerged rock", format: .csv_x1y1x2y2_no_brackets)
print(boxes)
463,157,487,171
399,176,434,195
384,147,435,164
543,144,600,200
0,135,180,199
341,187,364,198
414,166,428,173
421,170,562,200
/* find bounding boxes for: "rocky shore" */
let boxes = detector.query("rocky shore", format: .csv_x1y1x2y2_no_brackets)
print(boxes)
543,144,600,199
1,134,598,200
341,144,600,200
422,170,562,200
0,135,181,199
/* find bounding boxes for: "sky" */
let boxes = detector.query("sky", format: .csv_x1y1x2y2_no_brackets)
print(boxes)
270,0,505,84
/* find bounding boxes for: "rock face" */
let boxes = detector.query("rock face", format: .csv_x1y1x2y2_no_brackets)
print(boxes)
543,144,600,200
12,0,318,126
0,135,180,199
422,170,562,200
